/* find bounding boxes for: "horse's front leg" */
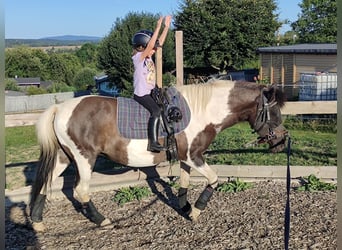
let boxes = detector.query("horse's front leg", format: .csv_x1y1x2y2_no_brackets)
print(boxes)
178,161,192,214
74,157,111,227
187,162,218,222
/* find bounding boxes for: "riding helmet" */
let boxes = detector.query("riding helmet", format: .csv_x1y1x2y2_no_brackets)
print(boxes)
132,30,153,49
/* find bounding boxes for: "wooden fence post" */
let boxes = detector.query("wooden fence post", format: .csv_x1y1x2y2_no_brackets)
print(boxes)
175,31,184,86
155,48,163,88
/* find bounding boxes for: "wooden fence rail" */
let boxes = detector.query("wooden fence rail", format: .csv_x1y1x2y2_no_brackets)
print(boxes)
5,101,337,127
281,101,336,115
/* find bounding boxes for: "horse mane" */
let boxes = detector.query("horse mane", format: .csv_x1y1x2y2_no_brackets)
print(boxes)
176,80,232,114
234,80,286,107
175,79,286,112
274,87,286,108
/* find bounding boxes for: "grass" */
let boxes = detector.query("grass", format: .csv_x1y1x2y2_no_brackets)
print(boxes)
4,118,336,190
5,126,39,164
5,121,336,167
206,122,336,166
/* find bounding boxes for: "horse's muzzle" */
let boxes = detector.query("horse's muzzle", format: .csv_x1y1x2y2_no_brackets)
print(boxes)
267,124,288,153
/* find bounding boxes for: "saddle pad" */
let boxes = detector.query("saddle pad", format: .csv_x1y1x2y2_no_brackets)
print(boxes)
117,87,191,139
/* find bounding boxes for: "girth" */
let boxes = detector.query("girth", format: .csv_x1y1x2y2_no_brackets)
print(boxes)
151,87,183,162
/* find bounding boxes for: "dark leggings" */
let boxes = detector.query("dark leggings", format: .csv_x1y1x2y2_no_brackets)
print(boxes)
134,94,161,118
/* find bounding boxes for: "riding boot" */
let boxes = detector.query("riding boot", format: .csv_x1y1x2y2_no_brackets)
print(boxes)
147,116,166,153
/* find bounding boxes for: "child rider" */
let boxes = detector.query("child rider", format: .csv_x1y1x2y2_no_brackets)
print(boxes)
131,15,172,152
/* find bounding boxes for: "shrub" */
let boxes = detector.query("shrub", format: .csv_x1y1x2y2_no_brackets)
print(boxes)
48,81,75,93
26,86,48,95
5,78,20,91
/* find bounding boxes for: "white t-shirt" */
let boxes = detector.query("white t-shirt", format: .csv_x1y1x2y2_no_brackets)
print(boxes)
132,52,156,96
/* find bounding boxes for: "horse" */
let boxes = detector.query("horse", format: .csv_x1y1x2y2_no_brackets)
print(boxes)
30,79,288,232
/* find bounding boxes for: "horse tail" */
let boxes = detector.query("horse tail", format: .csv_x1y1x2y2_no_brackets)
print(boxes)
30,104,59,208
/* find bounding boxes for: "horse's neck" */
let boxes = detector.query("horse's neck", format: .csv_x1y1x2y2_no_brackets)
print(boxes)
186,86,233,129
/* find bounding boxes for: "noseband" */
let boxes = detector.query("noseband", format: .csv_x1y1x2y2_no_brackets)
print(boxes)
253,90,288,146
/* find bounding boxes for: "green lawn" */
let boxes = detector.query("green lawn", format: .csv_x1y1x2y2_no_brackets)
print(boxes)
5,122,336,166
207,123,336,166
5,125,39,164
4,122,336,190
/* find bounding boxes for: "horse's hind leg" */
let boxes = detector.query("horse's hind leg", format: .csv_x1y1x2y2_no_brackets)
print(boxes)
31,149,70,232
73,155,111,227
187,162,218,222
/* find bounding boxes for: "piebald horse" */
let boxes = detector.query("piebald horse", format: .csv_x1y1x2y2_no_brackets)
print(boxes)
30,79,287,231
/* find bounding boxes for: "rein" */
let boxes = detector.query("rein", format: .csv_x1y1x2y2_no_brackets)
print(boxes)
284,135,291,250
249,89,292,249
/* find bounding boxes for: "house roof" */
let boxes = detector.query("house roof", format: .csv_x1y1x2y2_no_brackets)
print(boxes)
14,77,41,85
257,43,337,54
94,74,109,83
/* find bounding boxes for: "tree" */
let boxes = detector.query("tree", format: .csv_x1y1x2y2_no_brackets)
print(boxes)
5,47,48,79
75,43,98,68
275,30,300,46
173,0,281,71
73,67,97,90
46,53,81,85
97,12,175,95
291,0,337,43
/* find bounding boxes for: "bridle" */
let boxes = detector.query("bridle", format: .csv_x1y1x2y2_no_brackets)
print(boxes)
253,90,288,146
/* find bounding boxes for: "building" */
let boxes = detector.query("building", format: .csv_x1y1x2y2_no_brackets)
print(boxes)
94,74,120,97
7,77,53,93
14,77,41,88
257,43,337,100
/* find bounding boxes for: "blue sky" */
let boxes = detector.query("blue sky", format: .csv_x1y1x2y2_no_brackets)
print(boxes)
5,0,301,39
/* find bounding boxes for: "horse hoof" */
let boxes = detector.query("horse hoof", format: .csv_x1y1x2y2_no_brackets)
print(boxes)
189,206,201,222
32,222,46,232
100,218,112,228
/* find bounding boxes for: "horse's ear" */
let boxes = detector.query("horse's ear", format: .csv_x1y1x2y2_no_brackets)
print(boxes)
262,84,276,101
263,84,286,107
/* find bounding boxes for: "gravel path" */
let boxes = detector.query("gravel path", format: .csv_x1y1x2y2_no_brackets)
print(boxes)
5,180,336,250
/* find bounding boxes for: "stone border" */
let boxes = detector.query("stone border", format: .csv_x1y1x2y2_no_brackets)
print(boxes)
5,164,336,206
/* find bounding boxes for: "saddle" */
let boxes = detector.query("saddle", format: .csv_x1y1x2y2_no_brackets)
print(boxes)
117,87,191,161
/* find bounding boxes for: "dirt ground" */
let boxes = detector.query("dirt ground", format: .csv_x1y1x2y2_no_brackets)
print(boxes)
5,180,336,250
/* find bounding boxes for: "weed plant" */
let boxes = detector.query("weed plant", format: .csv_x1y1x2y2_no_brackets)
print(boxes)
216,178,253,193
112,186,152,205
295,174,337,192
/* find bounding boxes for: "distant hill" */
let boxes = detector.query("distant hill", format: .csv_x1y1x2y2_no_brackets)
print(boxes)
41,35,102,41
5,35,103,48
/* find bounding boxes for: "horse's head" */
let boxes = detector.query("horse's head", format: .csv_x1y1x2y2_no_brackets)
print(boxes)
253,84,288,153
